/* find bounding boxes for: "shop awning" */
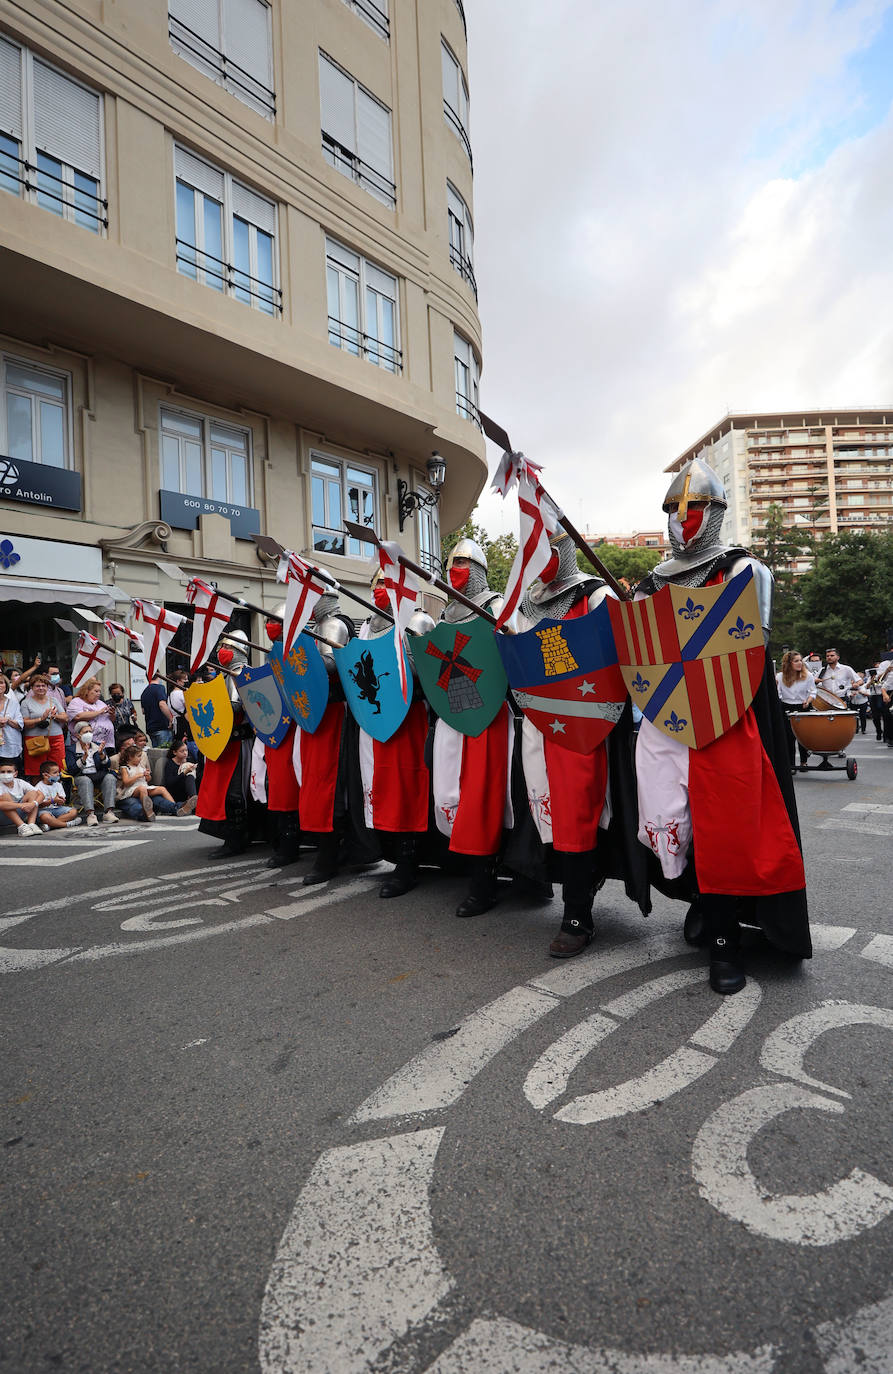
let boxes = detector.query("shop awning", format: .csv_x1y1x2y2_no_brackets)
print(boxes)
0,577,126,608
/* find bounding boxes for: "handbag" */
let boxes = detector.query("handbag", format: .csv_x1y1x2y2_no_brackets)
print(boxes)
25,734,51,757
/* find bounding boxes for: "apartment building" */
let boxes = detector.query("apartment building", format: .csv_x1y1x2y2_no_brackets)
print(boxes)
584,530,668,553
667,410,893,567
0,0,485,689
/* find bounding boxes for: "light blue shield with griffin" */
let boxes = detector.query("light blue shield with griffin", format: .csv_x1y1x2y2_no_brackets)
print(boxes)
268,636,329,735
236,663,292,748
335,632,412,743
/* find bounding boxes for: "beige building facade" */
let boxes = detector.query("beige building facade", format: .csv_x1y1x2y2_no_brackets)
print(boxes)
0,0,485,690
668,410,893,569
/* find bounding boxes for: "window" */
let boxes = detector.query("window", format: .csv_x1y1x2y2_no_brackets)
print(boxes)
319,53,395,208
1,357,70,467
441,41,471,166
0,37,105,232
174,145,280,314
311,453,378,558
168,0,275,118
417,489,441,577
160,407,251,505
341,0,389,41
447,182,476,297
453,330,480,428
326,238,401,372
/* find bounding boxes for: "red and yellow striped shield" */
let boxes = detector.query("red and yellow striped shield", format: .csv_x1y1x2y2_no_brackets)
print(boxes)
607,568,765,749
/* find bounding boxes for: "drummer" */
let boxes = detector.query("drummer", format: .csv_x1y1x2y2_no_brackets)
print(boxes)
816,648,862,705
775,651,817,772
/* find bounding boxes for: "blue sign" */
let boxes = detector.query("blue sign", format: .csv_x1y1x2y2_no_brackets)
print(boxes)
236,663,292,748
268,635,329,735
0,454,82,512
159,489,261,541
335,632,412,743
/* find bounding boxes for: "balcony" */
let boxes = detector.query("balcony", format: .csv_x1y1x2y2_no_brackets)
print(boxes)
449,243,477,298
327,315,402,372
443,101,473,169
322,133,397,208
169,15,276,118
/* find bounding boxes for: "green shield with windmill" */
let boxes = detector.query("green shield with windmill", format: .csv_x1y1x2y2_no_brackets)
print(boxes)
413,617,508,738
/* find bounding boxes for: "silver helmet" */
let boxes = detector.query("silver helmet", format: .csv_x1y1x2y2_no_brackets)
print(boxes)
446,537,487,575
662,457,727,514
443,537,492,621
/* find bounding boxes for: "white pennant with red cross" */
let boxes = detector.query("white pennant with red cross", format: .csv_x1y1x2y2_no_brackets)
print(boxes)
71,632,115,690
103,618,146,661
378,540,418,701
132,599,186,679
494,457,560,630
185,578,236,672
279,552,331,656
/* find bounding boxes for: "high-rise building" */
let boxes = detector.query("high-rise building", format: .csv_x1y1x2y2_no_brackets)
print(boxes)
0,0,484,688
667,410,893,568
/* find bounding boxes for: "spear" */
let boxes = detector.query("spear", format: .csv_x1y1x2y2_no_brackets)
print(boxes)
342,521,499,626
479,411,629,601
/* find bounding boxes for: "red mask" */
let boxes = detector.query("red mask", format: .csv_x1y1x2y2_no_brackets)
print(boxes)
681,507,707,544
449,565,471,591
541,551,560,584
373,585,390,611
265,620,282,641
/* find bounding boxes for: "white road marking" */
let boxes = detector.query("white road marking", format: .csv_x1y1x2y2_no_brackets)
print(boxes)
841,802,893,813
759,1001,893,1100
266,875,391,922
530,932,692,999
258,1130,453,1374
181,1039,208,1050
120,899,226,932
0,945,81,974
0,844,148,866
860,933,893,968
425,1317,777,1373
62,912,272,962
349,986,559,1123
809,926,857,951
692,1083,893,1246
11,876,162,919
524,1011,617,1111
819,817,893,838
814,1293,893,1374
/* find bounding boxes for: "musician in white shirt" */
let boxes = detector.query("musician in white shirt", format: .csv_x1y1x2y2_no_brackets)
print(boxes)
816,647,862,702
776,651,817,771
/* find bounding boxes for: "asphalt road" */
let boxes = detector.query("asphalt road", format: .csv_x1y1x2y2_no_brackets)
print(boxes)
2,737,892,1374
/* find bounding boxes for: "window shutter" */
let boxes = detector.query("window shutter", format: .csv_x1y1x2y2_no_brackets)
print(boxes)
232,178,275,234
356,88,391,180
441,42,457,108
319,54,355,151
32,60,102,179
175,144,224,201
0,37,22,141
326,237,359,274
447,182,464,222
222,0,272,89
169,0,220,46
364,261,396,301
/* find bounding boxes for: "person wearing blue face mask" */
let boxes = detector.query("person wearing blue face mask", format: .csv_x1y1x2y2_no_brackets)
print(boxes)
46,664,73,707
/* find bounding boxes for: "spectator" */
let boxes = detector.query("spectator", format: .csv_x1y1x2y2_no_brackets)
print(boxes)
10,655,43,702
66,719,119,825
66,678,116,751
815,648,862,705
108,682,137,747
803,651,823,677
162,740,198,811
116,740,184,820
20,674,66,781
776,651,817,771
32,758,81,830
0,673,24,772
140,673,174,747
46,664,73,706
0,760,41,835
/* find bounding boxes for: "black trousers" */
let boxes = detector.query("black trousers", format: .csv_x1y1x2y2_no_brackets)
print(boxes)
868,697,884,738
780,702,808,767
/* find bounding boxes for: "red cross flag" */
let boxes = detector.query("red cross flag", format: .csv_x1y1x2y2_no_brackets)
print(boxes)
133,599,186,679
378,540,418,701
494,456,560,630
71,631,115,691
103,618,146,660
279,552,331,655
185,577,236,672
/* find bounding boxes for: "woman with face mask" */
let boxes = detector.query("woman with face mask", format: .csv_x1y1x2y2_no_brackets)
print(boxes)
65,720,119,824
0,673,24,773
66,678,116,751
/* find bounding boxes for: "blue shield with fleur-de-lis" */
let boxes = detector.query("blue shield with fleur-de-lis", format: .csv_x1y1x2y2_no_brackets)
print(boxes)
607,568,766,748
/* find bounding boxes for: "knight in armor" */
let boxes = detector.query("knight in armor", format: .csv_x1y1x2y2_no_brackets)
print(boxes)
431,539,515,917
258,603,301,870
197,629,265,858
635,457,811,993
356,570,435,898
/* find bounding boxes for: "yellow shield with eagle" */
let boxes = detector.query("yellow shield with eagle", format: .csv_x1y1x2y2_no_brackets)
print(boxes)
184,675,234,761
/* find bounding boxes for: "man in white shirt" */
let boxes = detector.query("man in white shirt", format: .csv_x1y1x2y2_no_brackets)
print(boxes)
816,648,862,703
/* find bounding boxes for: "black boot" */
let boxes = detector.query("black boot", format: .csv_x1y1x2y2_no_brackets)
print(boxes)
266,817,301,869
456,858,500,918
703,898,746,995
550,851,597,957
379,835,420,898
683,902,709,947
302,832,341,886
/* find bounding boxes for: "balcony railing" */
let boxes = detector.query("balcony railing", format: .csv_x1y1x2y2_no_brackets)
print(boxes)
170,16,276,117
328,315,402,372
443,101,473,168
347,0,390,40
176,238,282,313
454,0,467,35
322,133,397,208
1,149,108,229
456,392,482,430
449,243,478,298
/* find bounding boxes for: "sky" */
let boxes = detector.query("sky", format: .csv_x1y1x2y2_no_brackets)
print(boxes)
464,0,893,539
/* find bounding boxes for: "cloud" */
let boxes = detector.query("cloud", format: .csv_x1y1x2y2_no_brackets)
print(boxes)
466,0,893,537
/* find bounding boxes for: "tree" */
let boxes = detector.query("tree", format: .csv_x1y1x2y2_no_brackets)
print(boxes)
750,503,813,656
576,541,659,591
440,517,518,595
791,530,893,666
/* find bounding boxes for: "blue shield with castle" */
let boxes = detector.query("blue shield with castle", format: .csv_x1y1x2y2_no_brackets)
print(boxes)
268,635,329,734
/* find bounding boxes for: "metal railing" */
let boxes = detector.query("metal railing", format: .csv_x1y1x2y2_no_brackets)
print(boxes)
449,243,477,298
322,133,397,207
169,16,276,117
1,150,108,229
328,315,402,371
176,238,283,312
454,0,467,35
349,0,390,40
456,392,482,430
443,101,473,169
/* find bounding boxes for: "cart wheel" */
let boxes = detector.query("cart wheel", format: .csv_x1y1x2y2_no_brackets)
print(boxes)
846,758,858,780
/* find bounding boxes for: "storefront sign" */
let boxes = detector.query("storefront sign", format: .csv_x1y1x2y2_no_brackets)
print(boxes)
159,490,261,541
0,455,82,511
0,534,103,584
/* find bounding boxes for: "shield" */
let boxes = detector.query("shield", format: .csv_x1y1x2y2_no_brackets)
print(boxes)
496,600,627,754
414,618,508,738
269,635,329,735
236,663,292,749
335,633,412,743
184,675,234,761
607,567,765,749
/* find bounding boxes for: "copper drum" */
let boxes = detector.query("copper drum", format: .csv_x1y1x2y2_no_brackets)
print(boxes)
789,710,858,754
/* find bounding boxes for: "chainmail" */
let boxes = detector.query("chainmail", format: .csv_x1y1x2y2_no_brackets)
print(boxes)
651,553,727,591
443,562,490,622
312,592,340,623
367,613,391,635
520,539,596,621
